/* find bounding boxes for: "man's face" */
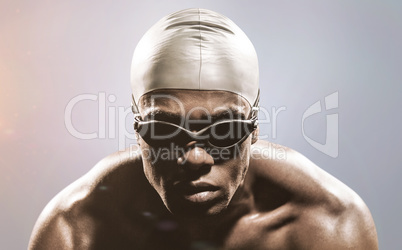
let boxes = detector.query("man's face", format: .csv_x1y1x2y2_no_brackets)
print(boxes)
137,90,256,217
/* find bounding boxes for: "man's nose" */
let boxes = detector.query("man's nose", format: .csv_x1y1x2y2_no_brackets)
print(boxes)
178,146,214,170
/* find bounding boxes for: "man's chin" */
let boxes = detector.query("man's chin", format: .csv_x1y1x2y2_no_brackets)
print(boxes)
165,201,228,218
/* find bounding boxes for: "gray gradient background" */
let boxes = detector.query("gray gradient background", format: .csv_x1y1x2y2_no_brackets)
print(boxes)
1,0,401,249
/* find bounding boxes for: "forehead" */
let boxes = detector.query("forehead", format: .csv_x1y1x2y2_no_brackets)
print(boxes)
138,90,250,119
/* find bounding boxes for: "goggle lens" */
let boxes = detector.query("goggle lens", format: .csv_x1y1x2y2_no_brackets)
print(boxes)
135,119,256,148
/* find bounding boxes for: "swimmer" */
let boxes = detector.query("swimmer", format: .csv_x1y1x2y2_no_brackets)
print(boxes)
29,8,378,249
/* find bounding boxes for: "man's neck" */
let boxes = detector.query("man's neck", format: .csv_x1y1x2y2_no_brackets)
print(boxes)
175,179,255,241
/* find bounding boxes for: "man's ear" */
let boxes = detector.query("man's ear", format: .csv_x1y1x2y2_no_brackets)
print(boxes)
135,132,141,145
251,126,259,144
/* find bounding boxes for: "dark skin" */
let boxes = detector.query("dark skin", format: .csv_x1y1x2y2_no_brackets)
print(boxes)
29,91,378,249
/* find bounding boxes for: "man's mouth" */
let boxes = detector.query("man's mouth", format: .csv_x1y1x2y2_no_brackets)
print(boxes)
175,181,220,203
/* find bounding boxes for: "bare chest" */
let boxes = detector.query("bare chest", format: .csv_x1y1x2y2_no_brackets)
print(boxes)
221,211,295,249
83,209,294,249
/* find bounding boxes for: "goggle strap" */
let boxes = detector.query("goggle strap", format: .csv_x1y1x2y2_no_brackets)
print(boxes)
250,89,260,118
253,89,260,107
132,90,260,114
131,95,139,114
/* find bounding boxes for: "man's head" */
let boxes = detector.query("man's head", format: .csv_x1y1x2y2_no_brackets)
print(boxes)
131,8,259,108
130,8,260,217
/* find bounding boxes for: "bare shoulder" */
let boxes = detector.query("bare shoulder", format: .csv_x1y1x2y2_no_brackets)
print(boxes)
249,140,378,249
29,148,146,249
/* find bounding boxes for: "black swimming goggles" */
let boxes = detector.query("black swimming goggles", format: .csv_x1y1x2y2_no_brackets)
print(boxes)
132,90,260,149
133,114,258,149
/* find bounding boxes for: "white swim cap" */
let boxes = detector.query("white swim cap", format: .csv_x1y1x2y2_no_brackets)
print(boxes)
131,8,259,108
